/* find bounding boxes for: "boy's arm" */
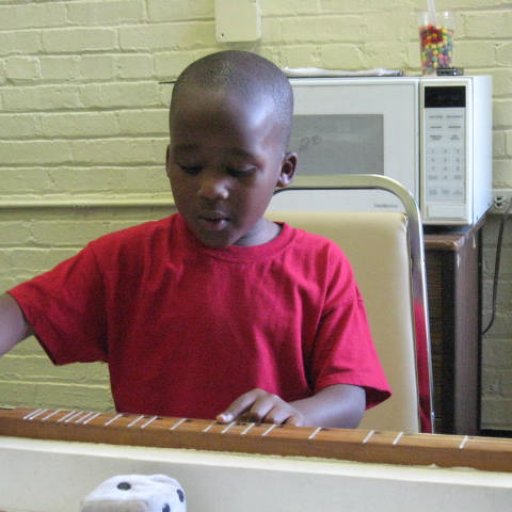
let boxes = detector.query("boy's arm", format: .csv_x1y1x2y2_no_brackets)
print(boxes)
216,384,365,428
0,294,32,356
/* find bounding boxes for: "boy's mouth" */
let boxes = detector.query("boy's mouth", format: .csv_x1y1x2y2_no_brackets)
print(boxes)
198,212,230,230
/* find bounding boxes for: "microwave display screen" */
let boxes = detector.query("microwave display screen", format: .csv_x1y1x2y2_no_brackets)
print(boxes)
424,86,466,108
290,115,384,175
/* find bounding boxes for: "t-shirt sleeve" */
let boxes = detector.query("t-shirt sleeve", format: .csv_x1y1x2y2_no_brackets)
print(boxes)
310,244,392,409
8,244,108,365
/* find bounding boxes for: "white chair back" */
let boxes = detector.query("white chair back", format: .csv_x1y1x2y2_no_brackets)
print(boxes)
268,175,434,433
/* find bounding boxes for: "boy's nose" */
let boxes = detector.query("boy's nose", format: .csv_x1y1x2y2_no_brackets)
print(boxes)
197,170,229,200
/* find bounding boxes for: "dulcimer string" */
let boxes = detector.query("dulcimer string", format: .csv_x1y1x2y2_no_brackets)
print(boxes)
1,406,511,473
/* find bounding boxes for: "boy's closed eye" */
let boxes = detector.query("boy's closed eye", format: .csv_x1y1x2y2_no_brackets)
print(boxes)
177,163,257,178
225,166,257,178
178,164,202,175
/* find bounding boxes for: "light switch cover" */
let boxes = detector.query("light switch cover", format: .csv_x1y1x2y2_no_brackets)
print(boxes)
215,0,261,42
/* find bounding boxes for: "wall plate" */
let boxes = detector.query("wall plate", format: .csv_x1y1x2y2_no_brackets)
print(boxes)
215,0,261,42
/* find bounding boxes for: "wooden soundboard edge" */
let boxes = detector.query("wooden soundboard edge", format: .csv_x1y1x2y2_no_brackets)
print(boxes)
1,408,512,473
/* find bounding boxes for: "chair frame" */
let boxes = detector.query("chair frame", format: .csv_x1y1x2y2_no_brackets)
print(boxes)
272,174,435,432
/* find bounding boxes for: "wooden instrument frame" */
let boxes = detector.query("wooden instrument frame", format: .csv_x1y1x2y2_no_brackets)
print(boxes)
1,407,512,473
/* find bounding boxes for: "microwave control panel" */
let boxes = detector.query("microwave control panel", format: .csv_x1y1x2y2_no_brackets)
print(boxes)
423,85,466,211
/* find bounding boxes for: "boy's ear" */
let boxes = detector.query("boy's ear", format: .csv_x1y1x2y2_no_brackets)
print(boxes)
165,144,172,178
276,151,298,189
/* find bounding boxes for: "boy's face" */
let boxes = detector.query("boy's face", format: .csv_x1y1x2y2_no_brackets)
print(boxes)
166,87,296,248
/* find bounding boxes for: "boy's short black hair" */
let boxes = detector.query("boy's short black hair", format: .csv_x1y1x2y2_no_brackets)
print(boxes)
170,50,294,150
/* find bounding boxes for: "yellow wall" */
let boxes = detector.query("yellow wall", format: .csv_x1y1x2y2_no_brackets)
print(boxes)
1,0,511,428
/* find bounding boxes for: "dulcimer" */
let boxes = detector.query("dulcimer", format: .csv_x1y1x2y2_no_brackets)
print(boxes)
1,406,511,473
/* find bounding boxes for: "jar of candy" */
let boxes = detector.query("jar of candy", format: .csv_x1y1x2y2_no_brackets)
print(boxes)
418,11,455,75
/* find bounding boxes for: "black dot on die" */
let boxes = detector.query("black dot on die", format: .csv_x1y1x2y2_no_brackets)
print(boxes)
177,489,185,502
162,504,170,512
117,482,131,491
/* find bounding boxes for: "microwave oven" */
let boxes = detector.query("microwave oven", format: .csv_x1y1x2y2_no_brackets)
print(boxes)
285,75,492,226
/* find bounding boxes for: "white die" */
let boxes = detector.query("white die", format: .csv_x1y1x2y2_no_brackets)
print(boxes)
80,474,186,512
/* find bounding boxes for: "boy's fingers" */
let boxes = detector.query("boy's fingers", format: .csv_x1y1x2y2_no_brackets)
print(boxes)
283,413,304,427
217,391,305,427
216,412,234,423
216,389,261,423
260,402,305,426
216,389,278,424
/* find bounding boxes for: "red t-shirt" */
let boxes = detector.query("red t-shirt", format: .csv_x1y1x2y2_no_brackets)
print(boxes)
9,213,391,419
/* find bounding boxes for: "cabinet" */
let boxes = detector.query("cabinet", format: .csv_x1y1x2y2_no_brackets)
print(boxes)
424,221,483,435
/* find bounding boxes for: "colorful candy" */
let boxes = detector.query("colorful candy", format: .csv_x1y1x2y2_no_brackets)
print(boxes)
419,23,454,74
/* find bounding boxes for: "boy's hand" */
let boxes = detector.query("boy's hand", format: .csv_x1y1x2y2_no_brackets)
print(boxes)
216,388,305,426
217,384,365,429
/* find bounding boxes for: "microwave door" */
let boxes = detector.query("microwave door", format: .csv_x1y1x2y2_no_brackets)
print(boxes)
289,78,419,212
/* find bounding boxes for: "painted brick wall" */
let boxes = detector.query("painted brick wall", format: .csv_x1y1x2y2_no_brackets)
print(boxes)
482,216,512,431
1,0,511,428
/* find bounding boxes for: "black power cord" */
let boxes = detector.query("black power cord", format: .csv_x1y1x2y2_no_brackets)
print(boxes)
481,199,512,335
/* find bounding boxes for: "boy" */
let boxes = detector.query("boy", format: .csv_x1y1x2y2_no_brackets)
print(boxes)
0,50,390,428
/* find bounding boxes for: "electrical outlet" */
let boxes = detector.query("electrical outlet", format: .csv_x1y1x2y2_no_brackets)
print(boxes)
492,189,512,214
